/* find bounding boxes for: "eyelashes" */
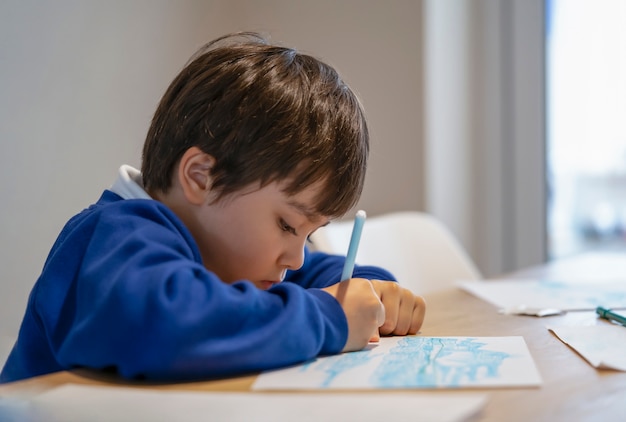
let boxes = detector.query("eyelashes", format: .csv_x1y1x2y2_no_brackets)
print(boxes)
279,218,317,243
279,218,297,235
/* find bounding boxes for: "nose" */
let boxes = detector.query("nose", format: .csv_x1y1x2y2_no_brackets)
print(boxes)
280,242,306,271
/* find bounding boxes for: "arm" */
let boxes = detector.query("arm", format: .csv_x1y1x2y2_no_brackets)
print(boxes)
40,200,349,381
287,247,426,340
286,247,396,288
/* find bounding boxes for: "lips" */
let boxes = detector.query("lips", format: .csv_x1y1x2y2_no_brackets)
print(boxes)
258,270,287,290
259,280,278,290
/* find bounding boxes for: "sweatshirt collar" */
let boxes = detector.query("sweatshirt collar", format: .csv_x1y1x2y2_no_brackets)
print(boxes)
110,165,152,200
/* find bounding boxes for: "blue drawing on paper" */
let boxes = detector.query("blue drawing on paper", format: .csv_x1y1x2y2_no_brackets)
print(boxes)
371,337,509,388
298,346,383,388
300,337,510,388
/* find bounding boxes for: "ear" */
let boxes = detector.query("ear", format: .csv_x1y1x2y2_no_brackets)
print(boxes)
177,146,217,206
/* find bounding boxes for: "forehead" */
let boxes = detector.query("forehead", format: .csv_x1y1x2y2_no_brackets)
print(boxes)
286,198,323,223
230,176,332,224
277,179,330,223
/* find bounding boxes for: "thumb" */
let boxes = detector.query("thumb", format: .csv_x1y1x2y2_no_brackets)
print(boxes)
366,279,386,327
371,297,384,343
376,295,386,327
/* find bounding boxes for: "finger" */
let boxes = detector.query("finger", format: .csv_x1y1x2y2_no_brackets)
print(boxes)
373,280,401,335
392,292,414,335
334,279,350,302
391,288,423,335
408,295,427,334
369,328,380,343
365,279,386,328
376,296,386,328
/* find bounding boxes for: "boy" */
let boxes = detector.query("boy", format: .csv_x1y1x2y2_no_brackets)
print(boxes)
1,32,425,383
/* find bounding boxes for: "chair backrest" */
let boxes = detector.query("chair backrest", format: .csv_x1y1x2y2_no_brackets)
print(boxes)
309,211,481,295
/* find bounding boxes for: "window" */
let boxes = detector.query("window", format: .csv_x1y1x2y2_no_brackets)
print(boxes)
546,0,626,258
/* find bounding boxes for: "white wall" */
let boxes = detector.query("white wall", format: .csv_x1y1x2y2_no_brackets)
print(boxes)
0,0,225,357
222,0,424,216
0,1,424,359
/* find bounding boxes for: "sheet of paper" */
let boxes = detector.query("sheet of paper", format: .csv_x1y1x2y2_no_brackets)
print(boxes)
1,384,488,422
457,279,626,311
253,336,541,390
548,324,626,371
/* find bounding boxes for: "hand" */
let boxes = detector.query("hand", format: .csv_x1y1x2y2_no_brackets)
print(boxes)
370,280,426,339
321,278,385,352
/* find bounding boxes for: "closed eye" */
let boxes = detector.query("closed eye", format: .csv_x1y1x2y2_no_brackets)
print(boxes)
279,218,297,235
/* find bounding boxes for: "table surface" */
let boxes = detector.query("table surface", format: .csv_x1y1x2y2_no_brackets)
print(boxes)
2,252,626,421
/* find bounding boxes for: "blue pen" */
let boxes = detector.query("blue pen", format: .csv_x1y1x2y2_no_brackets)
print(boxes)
596,306,626,326
340,210,366,281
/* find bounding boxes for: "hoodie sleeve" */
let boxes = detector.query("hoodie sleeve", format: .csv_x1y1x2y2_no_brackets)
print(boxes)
286,247,397,289
36,199,349,381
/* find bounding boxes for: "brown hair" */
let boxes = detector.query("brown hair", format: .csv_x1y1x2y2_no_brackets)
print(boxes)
142,32,369,218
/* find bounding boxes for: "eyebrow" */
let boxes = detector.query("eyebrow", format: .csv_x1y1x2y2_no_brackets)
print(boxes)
287,199,326,224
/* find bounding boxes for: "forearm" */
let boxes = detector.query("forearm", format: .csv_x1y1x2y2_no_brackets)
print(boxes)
53,266,347,380
287,248,397,289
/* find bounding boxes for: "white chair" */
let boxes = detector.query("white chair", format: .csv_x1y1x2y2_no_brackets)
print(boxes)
309,211,481,295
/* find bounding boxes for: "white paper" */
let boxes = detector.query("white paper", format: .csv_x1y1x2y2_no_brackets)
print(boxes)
457,279,626,311
548,324,626,371
1,384,488,422
498,304,564,317
253,336,541,390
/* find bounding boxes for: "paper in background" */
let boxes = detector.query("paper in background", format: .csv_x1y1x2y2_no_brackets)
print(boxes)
548,324,626,371
457,279,626,311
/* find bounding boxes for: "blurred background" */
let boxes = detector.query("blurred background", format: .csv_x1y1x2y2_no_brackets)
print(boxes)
1,0,624,354
546,0,626,258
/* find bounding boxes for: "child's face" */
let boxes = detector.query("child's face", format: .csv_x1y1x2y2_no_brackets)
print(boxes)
191,179,330,290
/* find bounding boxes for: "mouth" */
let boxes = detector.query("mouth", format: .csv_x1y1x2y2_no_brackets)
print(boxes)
258,270,287,290
258,280,279,290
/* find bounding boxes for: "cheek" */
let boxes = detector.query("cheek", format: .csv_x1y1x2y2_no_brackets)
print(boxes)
234,216,273,244
224,220,283,261
224,229,286,281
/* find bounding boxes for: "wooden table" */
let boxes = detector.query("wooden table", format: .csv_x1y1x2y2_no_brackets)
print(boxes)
2,252,626,421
